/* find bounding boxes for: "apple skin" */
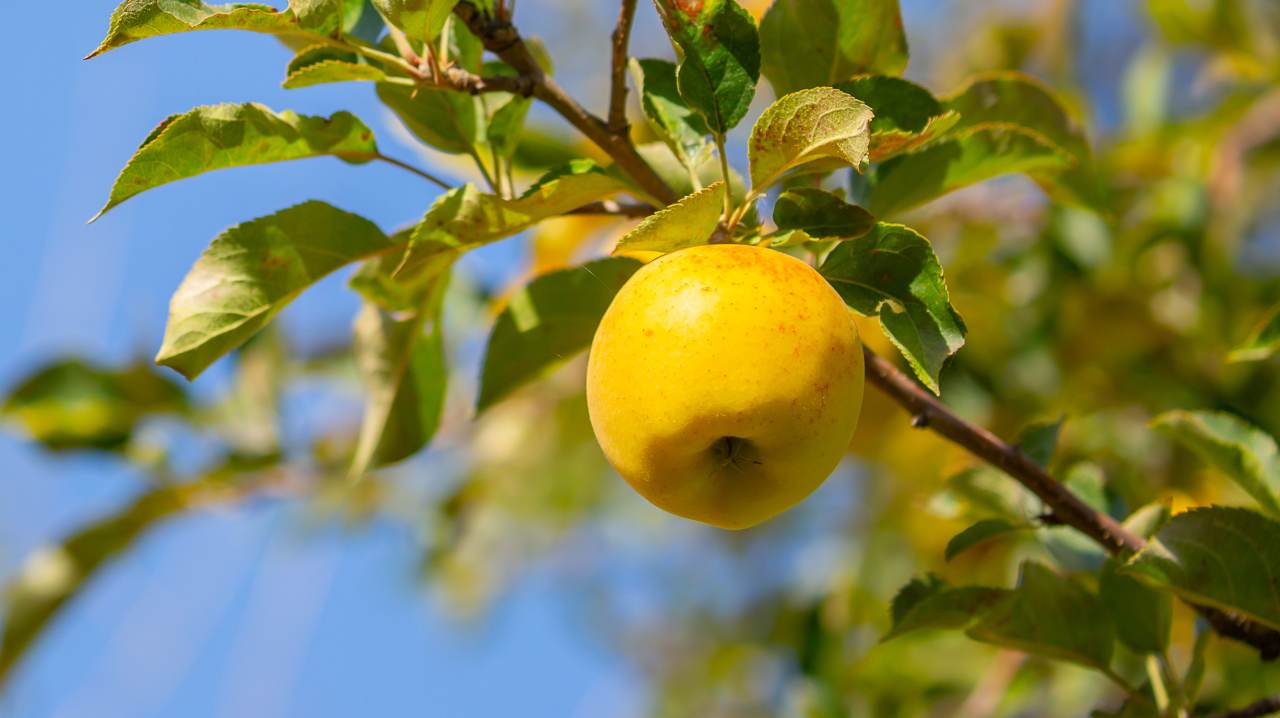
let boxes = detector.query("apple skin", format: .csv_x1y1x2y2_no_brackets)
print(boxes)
586,244,864,529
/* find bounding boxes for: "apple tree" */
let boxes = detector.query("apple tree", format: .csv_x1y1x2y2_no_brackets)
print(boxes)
4,0,1280,715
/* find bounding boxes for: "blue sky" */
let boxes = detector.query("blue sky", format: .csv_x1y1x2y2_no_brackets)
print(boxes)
0,1,1153,716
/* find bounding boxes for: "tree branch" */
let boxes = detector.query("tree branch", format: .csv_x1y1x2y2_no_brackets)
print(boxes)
568,200,654,218
608,0,639,135
453,1,678,206
862,345,1280,660
1207,696,1280,718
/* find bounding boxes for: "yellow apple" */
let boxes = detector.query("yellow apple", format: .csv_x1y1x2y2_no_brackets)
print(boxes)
586,244,864,529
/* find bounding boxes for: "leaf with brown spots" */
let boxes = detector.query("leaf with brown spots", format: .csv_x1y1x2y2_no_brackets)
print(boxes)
655,0,760,135
747,87,873,192
157,201,395,379
94,103,379,220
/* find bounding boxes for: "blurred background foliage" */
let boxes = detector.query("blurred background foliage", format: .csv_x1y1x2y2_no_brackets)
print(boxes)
4,0,1280,716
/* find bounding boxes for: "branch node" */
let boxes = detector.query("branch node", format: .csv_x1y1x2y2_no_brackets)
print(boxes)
910,413,929,428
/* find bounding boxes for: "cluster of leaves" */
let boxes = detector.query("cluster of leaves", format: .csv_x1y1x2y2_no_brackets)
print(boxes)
3,0,1280,714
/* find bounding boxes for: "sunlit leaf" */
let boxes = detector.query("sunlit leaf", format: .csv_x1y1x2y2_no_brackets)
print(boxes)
614,182,724,253
94,103,378,219
944,518,1025,562
1230,304,1280,363
351,268,450,472
477,257,642,411
835,76,960,161
631,58,710,162
1125,507,1280,631
87,0,306,59
157,201,394,379
748,87,873,192
655,0,760,135
288,0,345,34
371,0,458,42
772,188,874,238
1152,410,1280,519
759,0,907,97
1100,559,1172,654
819,223,965,393
377,81,483,155
968,561,1115,671
284,45,388,87
405,161,631,262
2,360,186,452
868,126,1072,217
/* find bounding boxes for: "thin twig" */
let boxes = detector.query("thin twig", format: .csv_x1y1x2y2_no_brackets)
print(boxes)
453,1,677,205
608,0,639,135
568,200,654,218
1206,697,1280,718
861,346,1280,660
374,153,452,190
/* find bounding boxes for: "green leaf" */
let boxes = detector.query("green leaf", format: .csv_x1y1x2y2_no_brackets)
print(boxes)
944,518,1025,562
94,103,377,220
377,81,482,155
631,58,710,162
656,0,760,135
748,87,873,192
2,360,186,452
1018,418,1064,468
157,201,394,379
819,223,966,393
371,0,458,42
1100,559,1172,654
283,45,387,88
405,161,630,261
87,1,306,58
1230,304,1280,363
351,271,450,472
835,76,960,161
772,188,874,239
1040,462,1110,572
868,126,1072,217
968,561,1115,671
1125,506,1280,631
486,95,533,160
288,0,345,34
477,258,643,411
614,182,724,253
0,463,273,687
885,574,1007,640
944,72,1104,210
1152,410,1280,519
759,0,907,97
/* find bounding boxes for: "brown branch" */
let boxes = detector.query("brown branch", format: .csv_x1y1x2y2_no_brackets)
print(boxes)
608,0,639,135
862,345,1280,660
568,200,655,218
453,1,678,206
1207,697,1280,718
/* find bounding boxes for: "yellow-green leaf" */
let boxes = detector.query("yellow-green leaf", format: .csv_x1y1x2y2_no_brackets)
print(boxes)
158,202,395,380
748,87,873,192
94,103,378,219
614,182,724,253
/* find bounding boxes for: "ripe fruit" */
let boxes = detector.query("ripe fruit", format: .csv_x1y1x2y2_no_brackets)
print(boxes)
586,244,864,529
